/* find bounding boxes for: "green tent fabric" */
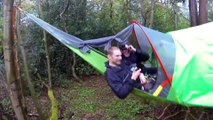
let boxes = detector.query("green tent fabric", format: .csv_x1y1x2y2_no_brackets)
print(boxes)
25,13,213,107
168,22,213,107
67,46,107,74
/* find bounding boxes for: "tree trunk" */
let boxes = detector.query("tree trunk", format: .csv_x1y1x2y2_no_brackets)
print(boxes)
60,0,81,82
172,0,179,30
109,0,113,19
15,0,46,119
38,0,52,88
124,0,131,24
139,0,146,25
189,0,198,26
198,0,208,24
174,10,178,30
3,0,26,119
14,0,28,117
149,0,155,28
71,53,81,81
38,1,59,119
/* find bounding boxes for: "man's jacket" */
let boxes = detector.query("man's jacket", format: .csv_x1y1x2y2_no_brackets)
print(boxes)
105,61,141,99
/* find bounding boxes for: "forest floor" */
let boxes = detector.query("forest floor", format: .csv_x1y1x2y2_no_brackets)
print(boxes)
2,75,212,120
26,75,168,120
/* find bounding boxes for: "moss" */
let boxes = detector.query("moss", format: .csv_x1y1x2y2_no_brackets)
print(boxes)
48,89,59,120
2,115,8,120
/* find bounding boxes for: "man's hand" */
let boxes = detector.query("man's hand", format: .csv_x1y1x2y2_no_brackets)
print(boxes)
131,69,141,80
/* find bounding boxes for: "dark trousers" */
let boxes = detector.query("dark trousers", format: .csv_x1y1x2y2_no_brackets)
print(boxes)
141,67,157,75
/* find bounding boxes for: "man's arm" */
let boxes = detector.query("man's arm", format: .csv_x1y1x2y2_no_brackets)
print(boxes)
105,71,134,99
135,49,149,62
105,69,141,99
127,45,149,61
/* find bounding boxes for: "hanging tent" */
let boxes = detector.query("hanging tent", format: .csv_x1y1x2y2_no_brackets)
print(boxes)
25,13,213,107
168,23,213,106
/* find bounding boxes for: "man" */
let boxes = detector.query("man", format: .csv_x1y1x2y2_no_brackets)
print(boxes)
104,46,146,99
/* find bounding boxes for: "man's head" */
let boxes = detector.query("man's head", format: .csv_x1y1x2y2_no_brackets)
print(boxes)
107,47,122,67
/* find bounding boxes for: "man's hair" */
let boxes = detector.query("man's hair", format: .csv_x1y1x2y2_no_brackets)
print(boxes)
107,46,120,55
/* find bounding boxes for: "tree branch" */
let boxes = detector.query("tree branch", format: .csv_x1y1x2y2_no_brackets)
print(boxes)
157,104,170,120
163,110,185,120
59,0,81,81
60,0,70,19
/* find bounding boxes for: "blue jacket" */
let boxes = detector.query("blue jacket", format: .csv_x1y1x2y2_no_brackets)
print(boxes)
104,61,142,99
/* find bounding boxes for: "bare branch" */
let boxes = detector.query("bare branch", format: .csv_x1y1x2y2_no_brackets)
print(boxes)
28,113,39,117
157,104,170,120
198,111,206,120
60,0,70,19
59,0,81,81
163,110,185,120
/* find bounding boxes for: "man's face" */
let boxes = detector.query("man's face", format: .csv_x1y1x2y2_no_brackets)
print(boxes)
108,49,122,66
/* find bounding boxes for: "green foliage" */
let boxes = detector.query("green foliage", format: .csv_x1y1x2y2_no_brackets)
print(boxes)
209,0,213,21
153,3,189,32
209,12,213,21
58,80,158,119
0,97,11,113
79,88,96,98
153,5,175,32
144,117,155,120
75,102,97,113
61,84,98,117
106,99,146,120
52,75,71,88
76,60,98,76
176,15,190,30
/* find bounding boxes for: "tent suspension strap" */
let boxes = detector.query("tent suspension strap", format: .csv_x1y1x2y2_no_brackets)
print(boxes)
153,75,173,96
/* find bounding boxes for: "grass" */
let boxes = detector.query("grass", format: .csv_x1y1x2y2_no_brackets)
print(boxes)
56,76,158,120
2,76,213,119
0,75,163,120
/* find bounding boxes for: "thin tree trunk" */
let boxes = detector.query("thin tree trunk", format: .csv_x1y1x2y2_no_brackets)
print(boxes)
198,0,208,24
14,0,27,117
60,0,81,81
174,11,178,30
125,0,131,24
38,1,59,119
172,1,179,30
3,0,25,119
38,0,52,88
72,0,82,81
71,53,81,81
149,0,155,28
15,1,46,119
189,0,198,26
140,0,145,25
109,0,113,19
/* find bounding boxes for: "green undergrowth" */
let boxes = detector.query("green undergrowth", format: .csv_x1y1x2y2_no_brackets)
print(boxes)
58,78,158,120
